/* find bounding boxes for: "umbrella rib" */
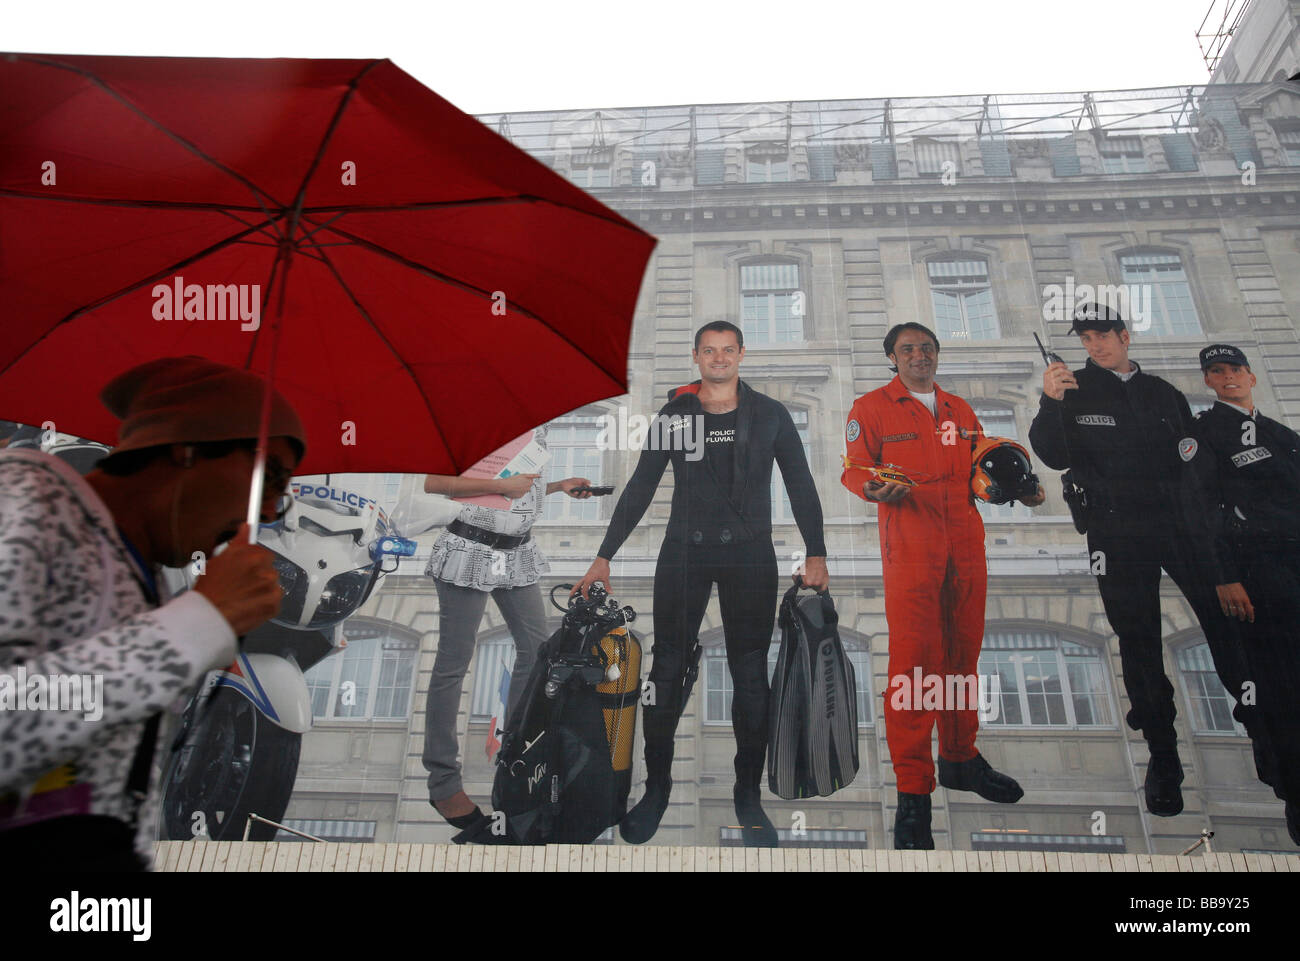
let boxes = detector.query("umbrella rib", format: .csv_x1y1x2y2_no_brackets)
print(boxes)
12,55,291,212
283,60,385,241
310,247,461,473
0,218,281,378
0,189,281,215
218,209,286,243
311,222,629,393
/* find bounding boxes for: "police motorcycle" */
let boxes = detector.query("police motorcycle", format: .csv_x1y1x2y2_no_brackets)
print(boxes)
160,480,418,841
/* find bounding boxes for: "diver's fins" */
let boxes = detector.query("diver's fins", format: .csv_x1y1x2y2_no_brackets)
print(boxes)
767,581,859,799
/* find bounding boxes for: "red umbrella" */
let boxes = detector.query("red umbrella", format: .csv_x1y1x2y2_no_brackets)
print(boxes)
0,53,655,523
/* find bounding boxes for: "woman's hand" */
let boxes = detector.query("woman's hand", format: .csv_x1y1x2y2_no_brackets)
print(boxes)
548,476,593,498
496,473,540,500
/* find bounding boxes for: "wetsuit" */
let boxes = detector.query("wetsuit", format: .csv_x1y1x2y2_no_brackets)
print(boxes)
1028,360,1251,755
1190,401,1300,799
597,379,826,796
840,375,987,794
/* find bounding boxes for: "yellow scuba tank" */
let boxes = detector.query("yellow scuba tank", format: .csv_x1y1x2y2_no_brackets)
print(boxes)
593,625,642,773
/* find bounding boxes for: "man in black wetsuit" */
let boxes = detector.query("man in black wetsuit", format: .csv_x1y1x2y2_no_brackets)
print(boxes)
574,321,828,847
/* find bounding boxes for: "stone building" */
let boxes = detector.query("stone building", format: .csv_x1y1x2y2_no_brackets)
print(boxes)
281,81,1300,856
1205,0,1300,84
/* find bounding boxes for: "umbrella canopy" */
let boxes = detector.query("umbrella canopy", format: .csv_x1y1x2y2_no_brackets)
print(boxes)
0,54,656,475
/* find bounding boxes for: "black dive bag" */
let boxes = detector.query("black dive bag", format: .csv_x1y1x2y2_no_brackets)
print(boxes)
490,583,641,844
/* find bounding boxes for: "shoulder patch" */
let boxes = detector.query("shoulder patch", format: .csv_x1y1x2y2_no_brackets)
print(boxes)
846,419,861,443
1178,437,1198,462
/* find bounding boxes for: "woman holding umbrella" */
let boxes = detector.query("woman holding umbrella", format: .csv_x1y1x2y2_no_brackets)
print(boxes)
420,427,593,838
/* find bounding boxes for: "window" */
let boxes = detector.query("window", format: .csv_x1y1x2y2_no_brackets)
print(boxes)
1100,136,1148,173
469,635,517,721
1176,642,1246,735
1277,128,1300,166
721,827,868,848
977,631,1114,728
772,408,811,523
274,819,377,843
704,635,872,726
971,832,1125,853
543,415,605,522
1119,253,1202,337
740,262,803,345
914,138,961,178
304,623,417,721
928,260,999,341
570,163,612,188
971,405,1031,522
745,148,789,183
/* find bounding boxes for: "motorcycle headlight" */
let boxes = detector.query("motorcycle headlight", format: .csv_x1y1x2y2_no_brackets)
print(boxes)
308,568,374,630
269,553,309,629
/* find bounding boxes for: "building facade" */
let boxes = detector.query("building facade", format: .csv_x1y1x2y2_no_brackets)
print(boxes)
280,81,1300,856
1207,0,1300,84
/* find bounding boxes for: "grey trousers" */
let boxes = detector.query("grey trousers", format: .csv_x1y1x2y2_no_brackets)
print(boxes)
421,578,547,802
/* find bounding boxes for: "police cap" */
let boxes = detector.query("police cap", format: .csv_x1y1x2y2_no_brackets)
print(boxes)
1199,344,1250,370
1069,302,1126,334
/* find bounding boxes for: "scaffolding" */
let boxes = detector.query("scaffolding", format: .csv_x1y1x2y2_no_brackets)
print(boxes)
476,84,1266,168
1197,0,1253,74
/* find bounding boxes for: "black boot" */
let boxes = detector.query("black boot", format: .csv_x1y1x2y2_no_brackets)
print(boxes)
730,650,778,847
893,792,934,850
733,783,779,848
937,754,1024,803
1144,748,1185,817
620,738,674,845
1287,802,1300,847
1252,738,1286,800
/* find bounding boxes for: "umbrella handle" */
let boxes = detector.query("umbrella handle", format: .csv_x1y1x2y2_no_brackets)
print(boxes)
245,446,267,544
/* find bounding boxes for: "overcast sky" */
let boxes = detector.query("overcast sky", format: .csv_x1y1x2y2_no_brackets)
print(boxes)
8,0,1218,114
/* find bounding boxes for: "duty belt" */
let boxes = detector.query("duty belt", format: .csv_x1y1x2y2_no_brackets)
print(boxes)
447,519,531,550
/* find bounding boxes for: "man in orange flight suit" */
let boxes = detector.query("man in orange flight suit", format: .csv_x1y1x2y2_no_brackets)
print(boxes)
841,323,1041,849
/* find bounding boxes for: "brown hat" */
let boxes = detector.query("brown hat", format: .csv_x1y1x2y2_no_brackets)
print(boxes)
100,357,307,457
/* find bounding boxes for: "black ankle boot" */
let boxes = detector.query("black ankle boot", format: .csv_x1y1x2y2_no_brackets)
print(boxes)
1286,802,1300,847
1145,749,1185,818
620,739,675,845
893,792,933,850
937,753,1024,803
734,784,779,848
619,781,671,844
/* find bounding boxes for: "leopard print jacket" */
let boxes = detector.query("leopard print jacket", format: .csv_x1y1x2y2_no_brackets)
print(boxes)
0,450,237,865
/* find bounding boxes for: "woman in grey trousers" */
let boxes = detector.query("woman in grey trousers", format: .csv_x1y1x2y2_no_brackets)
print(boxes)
420,426,592,835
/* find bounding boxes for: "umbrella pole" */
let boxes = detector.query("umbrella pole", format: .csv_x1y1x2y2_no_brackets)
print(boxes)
245,244,292,543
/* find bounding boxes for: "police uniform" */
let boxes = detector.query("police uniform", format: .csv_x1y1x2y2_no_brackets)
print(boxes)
1189,348,1300,828
1028,350,1251,785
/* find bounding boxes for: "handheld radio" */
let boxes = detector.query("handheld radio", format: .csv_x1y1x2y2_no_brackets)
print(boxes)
1033,332,1064,367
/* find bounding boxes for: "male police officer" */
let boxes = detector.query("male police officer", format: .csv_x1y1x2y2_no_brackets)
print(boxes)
1189,344,1300,842
1028,305,1251,818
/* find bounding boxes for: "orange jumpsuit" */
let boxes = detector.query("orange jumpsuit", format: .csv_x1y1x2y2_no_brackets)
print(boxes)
841,376,986,794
